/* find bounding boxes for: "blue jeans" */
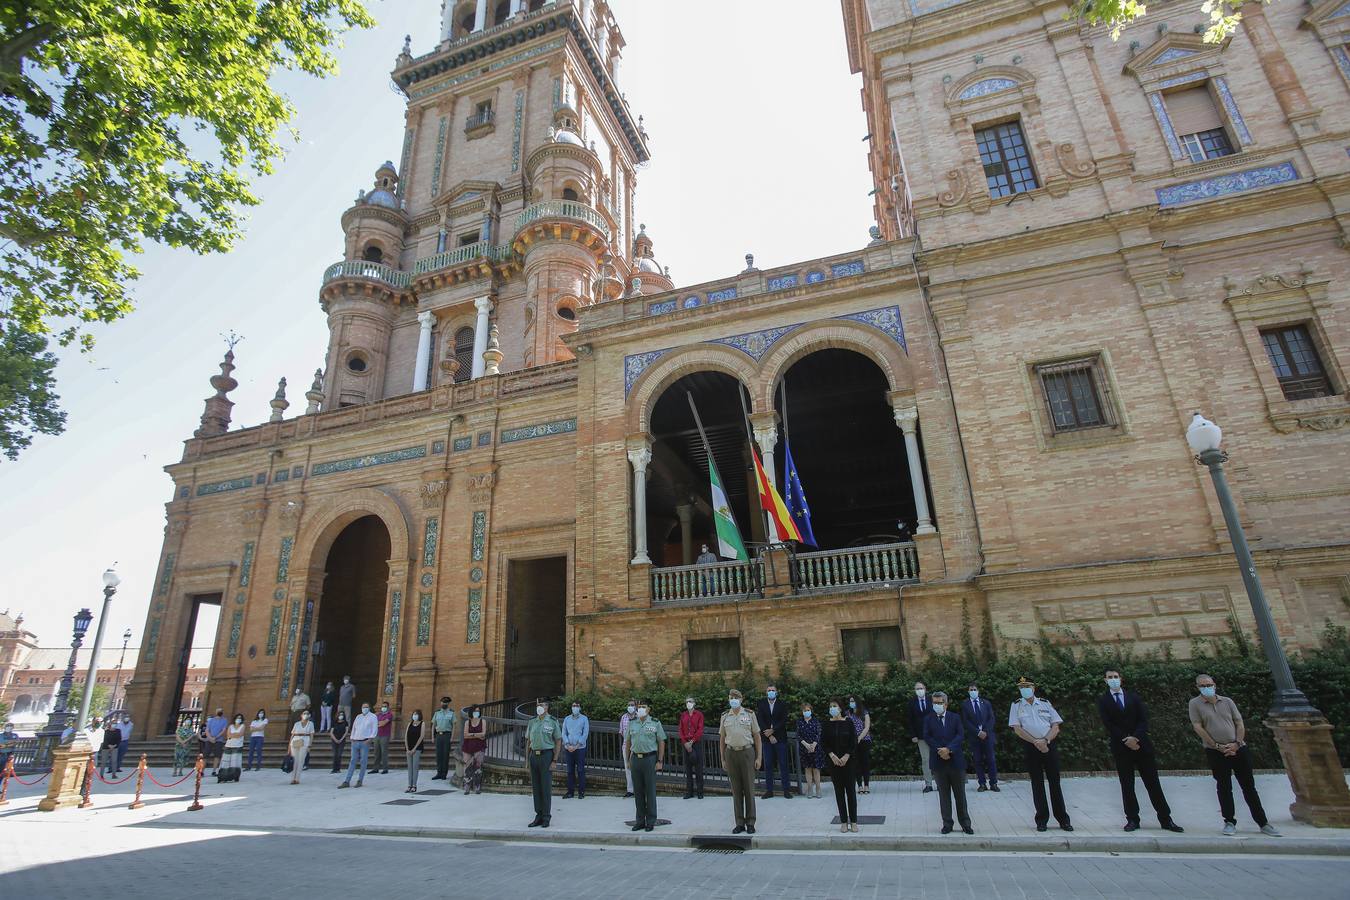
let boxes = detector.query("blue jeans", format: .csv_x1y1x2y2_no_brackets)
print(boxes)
762,739,791,795
116,740,129,771
246,735,265,770
564,747,586,795
344,740,370,784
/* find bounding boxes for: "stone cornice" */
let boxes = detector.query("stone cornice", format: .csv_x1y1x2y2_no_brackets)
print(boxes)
339,203,408,233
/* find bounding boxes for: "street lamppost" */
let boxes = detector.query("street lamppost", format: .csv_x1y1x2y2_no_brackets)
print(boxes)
1187,413,1350,826
38,608,95,743
110,628,133,713
73,569,120,738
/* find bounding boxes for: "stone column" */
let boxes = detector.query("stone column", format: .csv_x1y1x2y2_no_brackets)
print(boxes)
512,0,527,14
749,413,779,489
892,405,936,535
676,503,694,566
473,0,488,32
470,297,492,379
627,444,652,565
413,311,435,392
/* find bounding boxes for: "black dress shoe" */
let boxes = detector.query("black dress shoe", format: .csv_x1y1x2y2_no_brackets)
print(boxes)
682,793,694,799
1060,824,1074,832
631,823,644,831
1036,824,1048,832
579,793,585,799
977,785,987,792
962,826,975,835
697,793,704,799
562,793,574,799
431,775,445,780
783,792,793,799
989,785,1001,792
644,824,654,832
922,785,934,794
941,825,953,834
732,825,745,834
541,819,550,828
1162,821,1185,833
623,792,633,799
528,818,542,827
1124,822,1140,832
761,792,774,800
746,825,756,834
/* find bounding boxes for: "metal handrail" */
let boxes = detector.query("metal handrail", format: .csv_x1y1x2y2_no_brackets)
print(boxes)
322,260,413,289
465,108,495,131
413,241,516,275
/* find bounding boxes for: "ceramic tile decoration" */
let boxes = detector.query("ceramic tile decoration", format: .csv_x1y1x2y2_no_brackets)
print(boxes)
466,588,483,643
397,128,414,198
470,567,483,583
477,431,492,446
234,592,246,606
276,536,294,583
1157,72,1207,90
432,440,446,454
830,260,866,278
196,476,254,497
499,418,577,443
311,445,427,476
1335,46,1350,81
278,599,302,699
713,325,801,361
430,116,448,197
179,486,190,499
511,88,525,173
255,472,267,485
707,287,737,303
274,469,289,483
421,572,434,587
292,466,304,479
226,610,244,658
157,553,176,597
682,295,701,309
1148,91,1184,160
839,306,908,352
647,299,677,315
423,516,439,568
294,599,316,690
1213,76,1252,145
143,618,161,662
624,349,669,395
273,588,286,601
768,274,799,291
1155,48,1197,64
453,436,473,452
1155,161,1299,207
471,511,487,561
409,39,565,101
239,542,255,587
384,591,403,694
266,606,282,655
417,592,433,645
806,270,826,283
957,77,1016,100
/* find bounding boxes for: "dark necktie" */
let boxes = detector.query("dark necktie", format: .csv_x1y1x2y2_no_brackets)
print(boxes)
1117,693,1125,710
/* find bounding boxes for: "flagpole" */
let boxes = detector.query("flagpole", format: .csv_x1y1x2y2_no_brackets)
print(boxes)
737,384,777,548
687,392,746,546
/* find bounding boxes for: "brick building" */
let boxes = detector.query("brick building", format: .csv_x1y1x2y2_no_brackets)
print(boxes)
125,0,1349,739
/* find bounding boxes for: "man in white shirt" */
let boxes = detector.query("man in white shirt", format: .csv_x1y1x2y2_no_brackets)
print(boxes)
115,714,134,773
339,703,378,788
1009,676,1071,832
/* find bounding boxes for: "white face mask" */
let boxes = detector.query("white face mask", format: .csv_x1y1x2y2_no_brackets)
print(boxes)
412,714,420,722
686,701,695,710
536,706,546,716
829,706,840,717
572,706,581,715
361,708,370,716
381,706,389,713
636,707,648,718
235,718,243,724
729,699,741,709
627,705,636,715
301,713,310,720
472,711,481,719
915,689,926,698
932,704,946,715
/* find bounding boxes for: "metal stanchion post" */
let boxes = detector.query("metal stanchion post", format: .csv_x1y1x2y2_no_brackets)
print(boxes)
187,754,205,811
129,754,148,810
0,758,12,807
78,758,94,809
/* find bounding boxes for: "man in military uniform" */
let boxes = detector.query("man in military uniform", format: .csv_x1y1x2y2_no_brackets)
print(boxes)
718,688,763,834
624,699,666,831
1009,676,1072,832
525,698,562,828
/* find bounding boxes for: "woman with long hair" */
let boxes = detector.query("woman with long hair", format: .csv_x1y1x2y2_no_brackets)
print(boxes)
823,698,859,832
461,704,487,794
405,709,426,793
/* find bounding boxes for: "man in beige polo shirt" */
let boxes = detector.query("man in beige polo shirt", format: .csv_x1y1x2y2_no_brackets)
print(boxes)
719,689,762,835
1188,674,1280,837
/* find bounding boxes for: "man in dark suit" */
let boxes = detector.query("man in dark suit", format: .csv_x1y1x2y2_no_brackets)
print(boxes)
755,683,792,799
905,681,934,792
923,691,973,834
961,683,999,792
1097,669,1184,833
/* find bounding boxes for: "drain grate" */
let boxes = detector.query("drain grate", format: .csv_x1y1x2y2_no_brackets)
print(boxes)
382,798,429,806
416,789,453,796
694,846,745,854
831,815,886,824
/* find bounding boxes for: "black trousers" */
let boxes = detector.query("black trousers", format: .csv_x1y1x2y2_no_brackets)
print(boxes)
933,759,971,829
1024,741,1070,827
684,741,704,795
529,749,554,820
854,741,871,788
435,732,454,778
631,752,658,826
831,759,858,824
330,740,345,773
1205,746,1267,827
1112,743,1172,824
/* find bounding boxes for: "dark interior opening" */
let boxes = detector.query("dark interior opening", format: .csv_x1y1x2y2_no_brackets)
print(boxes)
313,516,391,709
505,557,567,700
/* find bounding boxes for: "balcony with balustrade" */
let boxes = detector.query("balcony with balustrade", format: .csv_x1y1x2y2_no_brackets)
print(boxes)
411,240,519,289
322,260,413,291
512,199,611,253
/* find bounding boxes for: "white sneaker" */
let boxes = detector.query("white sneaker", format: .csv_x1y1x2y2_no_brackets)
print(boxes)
1260,824,1282,837
1222,822,1237,836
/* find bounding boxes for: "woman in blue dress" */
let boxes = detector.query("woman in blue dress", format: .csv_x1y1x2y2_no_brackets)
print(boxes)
797,702,824,798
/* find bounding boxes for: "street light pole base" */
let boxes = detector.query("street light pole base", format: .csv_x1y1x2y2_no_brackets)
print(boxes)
1267,711,1350,827
38,734,93,812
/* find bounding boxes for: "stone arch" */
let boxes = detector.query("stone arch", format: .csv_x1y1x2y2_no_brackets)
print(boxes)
627,343,761,434
288,486,414,579
756,319,914,412
11,694,33,715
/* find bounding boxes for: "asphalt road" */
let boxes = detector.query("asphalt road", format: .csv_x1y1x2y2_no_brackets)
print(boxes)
4,823,1349,899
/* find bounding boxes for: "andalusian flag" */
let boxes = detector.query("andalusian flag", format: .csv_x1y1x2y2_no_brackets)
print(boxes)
708,453,748,561
752,447,803,545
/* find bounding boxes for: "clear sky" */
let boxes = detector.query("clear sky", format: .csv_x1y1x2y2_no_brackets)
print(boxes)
0,0,874,650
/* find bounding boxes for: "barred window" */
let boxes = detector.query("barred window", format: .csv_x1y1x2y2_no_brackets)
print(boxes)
687,637,741,673
1037,357,1112,432
841,627,904,664
1261,325,1333,400
453,326,475,383
975,121,1039,198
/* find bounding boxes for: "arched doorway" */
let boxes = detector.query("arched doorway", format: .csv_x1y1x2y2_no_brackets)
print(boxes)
312,515,390,706
774,349,924,548
647,371,758,566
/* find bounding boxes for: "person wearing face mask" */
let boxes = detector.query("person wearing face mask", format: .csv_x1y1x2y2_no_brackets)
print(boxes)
1098,670,1183,834
1189,674,1279,837
823,699,859,832
719,689,762,834
432,696,459,784
846,697,872,794
247,709,269,772
288,710,314,785
1008,677,1071,832
625,700,666,832
922,691,972,835
319,681,336,734
561,701,590,799
525,699,562,827
461,705,487,794
796,703,823,798
755,684,793,799
404,709,426,794
337,675,356,723
340,702,378,788
679,697,705,799
906,682,935,793
618,697,639,798
961,684,998,792
374,702,394,774
219,714,246,783
329,710,349,774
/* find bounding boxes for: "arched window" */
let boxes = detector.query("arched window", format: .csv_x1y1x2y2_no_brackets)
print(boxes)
453,327,476,382
562,187,579,201
493,0,512,25
362,244,384,263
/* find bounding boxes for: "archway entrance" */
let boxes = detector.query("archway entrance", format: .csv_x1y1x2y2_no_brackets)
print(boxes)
312,515,390,708
162,593,220,734
504,556,568,700
647,371,758,566
774,349,923,548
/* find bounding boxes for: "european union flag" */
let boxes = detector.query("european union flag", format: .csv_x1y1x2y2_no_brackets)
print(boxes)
782,438,817,548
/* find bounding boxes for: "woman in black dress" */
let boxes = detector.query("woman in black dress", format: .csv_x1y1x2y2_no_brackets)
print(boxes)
823,698,859,832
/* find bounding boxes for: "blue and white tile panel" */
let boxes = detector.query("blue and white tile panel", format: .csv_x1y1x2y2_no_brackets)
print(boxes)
1156,161,1299,208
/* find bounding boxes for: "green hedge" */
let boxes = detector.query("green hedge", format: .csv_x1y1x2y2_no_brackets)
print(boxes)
562,623,1350,775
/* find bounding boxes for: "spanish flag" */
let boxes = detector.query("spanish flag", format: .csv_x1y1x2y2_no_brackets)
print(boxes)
752,447,803,544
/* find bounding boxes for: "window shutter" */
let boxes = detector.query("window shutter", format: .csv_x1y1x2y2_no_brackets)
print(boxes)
1164,86,1224,136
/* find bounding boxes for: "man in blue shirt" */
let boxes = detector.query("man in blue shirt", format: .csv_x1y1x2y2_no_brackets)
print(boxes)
561,701,590,799
204,708,229,776
0,721,18,773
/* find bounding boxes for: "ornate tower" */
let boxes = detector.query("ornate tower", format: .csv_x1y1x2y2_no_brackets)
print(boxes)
316,0,651,406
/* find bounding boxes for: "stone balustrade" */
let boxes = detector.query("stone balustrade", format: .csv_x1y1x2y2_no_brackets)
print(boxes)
793,542,919,591
322,260,413,289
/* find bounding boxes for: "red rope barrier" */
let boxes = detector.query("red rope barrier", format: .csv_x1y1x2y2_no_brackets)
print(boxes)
93,768,138,786
11,770,50,786
145,769,197,789
0,758,11,805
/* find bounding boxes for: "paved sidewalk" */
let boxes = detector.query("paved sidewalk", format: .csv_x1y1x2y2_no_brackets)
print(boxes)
5,769,1349,855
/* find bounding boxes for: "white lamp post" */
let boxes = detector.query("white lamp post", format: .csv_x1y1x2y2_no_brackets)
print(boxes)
74,569,120,735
